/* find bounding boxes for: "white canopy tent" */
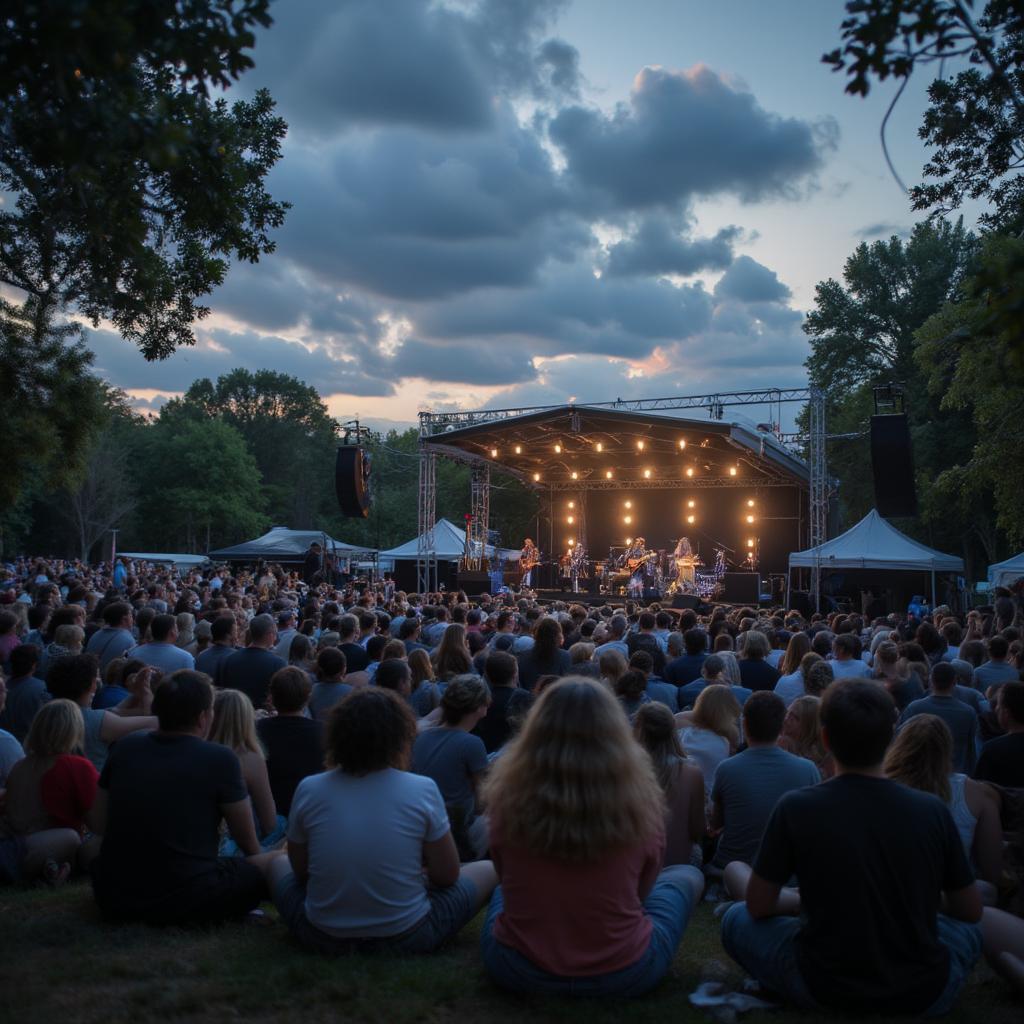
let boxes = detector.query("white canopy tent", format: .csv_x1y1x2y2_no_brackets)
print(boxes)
787,509,964,608
379,518,521,563
120,552,210,574
988,552,1024,589
207,527,375,563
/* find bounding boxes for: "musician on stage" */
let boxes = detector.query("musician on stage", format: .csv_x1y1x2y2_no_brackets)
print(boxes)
520,538,539,588
625,536,648,598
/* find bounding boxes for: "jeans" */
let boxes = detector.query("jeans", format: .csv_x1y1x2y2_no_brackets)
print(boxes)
480,864,702,997
272,868,479,955
721,903,982,1016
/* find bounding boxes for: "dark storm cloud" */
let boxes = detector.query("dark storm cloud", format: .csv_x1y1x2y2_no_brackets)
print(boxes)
605,218,741,278
394,339,539,386
713,256,791,304
88,328,394,397
249,0,577,134
549,64,835,211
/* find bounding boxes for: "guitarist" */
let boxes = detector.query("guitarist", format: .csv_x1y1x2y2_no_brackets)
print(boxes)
520,538,539,588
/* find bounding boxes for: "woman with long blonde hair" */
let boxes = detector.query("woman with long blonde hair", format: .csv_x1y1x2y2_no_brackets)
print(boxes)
480,677,703,996
432,623,473,681
778,695,834,779
633,702,705,867
884,715,1001,893
407,648,440,717
208,689,282,851
675,684,741,793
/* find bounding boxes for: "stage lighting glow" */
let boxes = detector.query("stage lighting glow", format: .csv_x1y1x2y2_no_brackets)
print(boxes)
624,515,632,525
746,514,755,523
686,467,694,478
637,440,645,451
686,514,696,524
514,445,522,454
554,443,562,454
605,470,613,479
729,466,738,476
490,448,498,458
687,499,696,508
567,515,574,524
568,539,575,547
678,439,686,449
533,473,541,482
747,538,755,548
595,442,603,452
624,500,632,509
643,468,652,478
625,537,632,545
571,470,578,480
747,499,755,507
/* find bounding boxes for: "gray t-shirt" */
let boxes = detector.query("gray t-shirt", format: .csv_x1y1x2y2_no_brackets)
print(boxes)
309,682,352,722
410,727,488,816
711,745,821,867
86,627,137,673
287,767,449,938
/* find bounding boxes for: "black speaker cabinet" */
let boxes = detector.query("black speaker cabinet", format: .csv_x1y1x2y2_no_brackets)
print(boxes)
455,571,492,595
870,414,918,517
671,594,701,610
335,446,371,518
723,572,760,605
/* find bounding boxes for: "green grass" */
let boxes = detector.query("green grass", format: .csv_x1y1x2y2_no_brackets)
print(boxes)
0,881,1019,1024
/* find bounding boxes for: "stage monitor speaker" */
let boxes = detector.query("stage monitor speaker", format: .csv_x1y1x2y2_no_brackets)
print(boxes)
335,446,371,518
870,414,918,517
641,587,661,602
671,594,701,610
723,572,760,605
455,571,491,595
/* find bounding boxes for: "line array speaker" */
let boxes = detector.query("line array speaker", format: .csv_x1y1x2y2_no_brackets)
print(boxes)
335,446,371,518
870,414,918,517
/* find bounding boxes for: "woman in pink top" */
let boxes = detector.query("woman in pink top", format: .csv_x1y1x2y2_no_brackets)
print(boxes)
480,676,704,996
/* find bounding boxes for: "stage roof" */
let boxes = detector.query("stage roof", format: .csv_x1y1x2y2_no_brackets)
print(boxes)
421,405,808,491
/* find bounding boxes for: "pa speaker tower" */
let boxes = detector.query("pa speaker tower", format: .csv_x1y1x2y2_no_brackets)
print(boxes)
870,414,917,518
335,446,371,518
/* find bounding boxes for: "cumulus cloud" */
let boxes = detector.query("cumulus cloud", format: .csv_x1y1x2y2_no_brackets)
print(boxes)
605,218,741,278
549,64,836,212
714,256,791,303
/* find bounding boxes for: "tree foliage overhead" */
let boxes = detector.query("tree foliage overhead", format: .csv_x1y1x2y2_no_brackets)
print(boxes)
0,1,289,357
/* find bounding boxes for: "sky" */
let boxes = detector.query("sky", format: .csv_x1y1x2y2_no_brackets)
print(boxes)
86,0,971,432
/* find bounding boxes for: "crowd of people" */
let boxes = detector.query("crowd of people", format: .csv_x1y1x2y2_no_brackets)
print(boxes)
1,553,1024,1011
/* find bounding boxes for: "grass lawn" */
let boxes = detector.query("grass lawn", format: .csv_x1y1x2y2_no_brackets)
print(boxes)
1,881,1019,1024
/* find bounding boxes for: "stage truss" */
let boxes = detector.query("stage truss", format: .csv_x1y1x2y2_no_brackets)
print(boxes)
417,388,827,603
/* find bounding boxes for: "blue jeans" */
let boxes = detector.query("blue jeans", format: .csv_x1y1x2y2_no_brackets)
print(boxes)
721,903,982,1016
480,864,702,997
272,868,479,955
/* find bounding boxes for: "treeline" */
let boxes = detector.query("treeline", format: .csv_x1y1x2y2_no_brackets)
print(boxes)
0,368,539,560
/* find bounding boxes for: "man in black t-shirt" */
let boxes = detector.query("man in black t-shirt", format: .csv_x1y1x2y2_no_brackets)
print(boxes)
475,651,532,754
975,681,1024,788
92,670,275,925
720,678,983,1016
215,613,285,709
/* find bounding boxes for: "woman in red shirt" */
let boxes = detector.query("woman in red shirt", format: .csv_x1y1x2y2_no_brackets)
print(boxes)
480,676,704,996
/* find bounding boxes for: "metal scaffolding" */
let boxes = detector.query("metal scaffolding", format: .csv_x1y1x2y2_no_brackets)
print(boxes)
467,464,491,570
416,388,829,599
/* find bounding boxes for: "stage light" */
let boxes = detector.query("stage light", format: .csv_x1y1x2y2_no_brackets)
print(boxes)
514,445,522,454
687,499,696,508
554,443,562,454
567,515,574,524
568,539,575,547
637,440,645,451
533,472,541,482
747,538,755,548
643,468,652,479
747,499,755,507
490,448,498,458
571,470,578,480
624,500,632,509
568,501,575,509
625,537,632,545
605,470,613,479
624,515,632,525
746,514,755,524
686,514,696,524
595,442,603,452
729,466,738,476
686,467,694,478
678,439,686,449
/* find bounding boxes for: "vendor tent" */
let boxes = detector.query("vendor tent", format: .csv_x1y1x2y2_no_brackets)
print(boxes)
121,552,210,573
988,552,1024,589
208,527,375,563
788,509,964,607
379,518,519,562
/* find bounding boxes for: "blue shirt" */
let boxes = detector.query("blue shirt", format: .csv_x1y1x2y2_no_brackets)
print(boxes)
899,694,978,774
664,653,707,686
645,679,678,711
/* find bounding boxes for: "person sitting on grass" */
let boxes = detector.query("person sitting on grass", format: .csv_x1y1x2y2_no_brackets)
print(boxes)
479,677,704,996
92,670,277,925
268,687,497,954
778,695,834,780
308,648,350,723
721,678,984,1016
633,702,705,867
674,684,741,794
256,668,324,818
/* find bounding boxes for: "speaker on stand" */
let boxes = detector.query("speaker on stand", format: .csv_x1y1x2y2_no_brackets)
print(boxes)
336,446,372,518
870,386,917,518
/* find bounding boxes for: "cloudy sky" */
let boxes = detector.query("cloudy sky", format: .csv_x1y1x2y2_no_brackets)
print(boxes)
89,0,970,430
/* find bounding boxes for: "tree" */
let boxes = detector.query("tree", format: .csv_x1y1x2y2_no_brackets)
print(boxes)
916,235,1024,549
135,416,267,552
168,369,341,528
0,295,107,508
60,391,140,561
0,1,288,358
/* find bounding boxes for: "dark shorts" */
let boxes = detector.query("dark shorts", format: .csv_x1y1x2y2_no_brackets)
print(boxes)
94,857,266,926
272,868,478,955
